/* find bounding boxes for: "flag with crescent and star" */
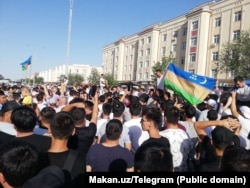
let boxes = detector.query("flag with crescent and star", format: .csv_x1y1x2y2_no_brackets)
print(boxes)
164,63,216,105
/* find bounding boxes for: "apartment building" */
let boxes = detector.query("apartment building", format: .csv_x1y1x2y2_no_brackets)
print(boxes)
102,0,250,88
39,64,102,83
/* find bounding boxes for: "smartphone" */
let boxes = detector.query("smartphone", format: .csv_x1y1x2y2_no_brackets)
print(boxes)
91,85,97,97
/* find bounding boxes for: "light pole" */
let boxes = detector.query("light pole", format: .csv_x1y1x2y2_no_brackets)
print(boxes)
66,0,74,77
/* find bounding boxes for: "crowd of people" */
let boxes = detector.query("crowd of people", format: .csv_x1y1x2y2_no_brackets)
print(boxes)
0,73,250,187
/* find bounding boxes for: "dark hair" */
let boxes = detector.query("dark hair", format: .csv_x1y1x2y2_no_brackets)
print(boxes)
70,107,86,126
220,144,250,171
50,111,75,139
102,102,112,115
207,109,218,120
105,119,123,140
112,100,125,118
40,107,56,124
69,97,85,104
129,102,142,116
0,140,40,187
11,105,37,132
234,75,244,83
184,104,196,118
164,106,180,124
134,142,173,172
141,108,162,130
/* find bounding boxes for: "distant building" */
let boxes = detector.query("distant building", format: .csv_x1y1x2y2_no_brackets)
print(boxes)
39,64,102,83
102,0,250,88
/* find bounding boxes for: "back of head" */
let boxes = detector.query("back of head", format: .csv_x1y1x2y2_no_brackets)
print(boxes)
70,107,86,125
211,126,235,150
50,111,75,140
0,140,40,187
105,119,123,141
164,106,180,124
102,102,112,115
184,104,196,118
220,144,250,171
1,100,20,115
40,107,56,124
11,105,37,132
207,109,218,120
69,97,85,104
134,142,173,172
112,99,125,118
129,101,142,116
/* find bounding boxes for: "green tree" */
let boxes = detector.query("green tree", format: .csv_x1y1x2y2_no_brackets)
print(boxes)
68,73,84,86
151,52,176,82
87,68,100,85
35,76,44,84
104,73,119,87
58,74,67,82
218,30,250,79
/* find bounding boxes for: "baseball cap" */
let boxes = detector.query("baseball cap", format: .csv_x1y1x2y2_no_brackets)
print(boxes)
211,126,235,145
204,99,217,110
49,98,57,105
239,106,250,119
1,101,20,114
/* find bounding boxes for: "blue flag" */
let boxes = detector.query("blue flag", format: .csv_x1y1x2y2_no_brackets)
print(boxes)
20,56,32,71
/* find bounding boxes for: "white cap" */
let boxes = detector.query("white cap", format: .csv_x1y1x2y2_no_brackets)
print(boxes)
204,99,217,110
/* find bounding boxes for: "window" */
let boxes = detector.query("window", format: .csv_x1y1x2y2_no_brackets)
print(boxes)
145,61,149,67
211,69,217,78
138,73,142,79
190,53,196,62
130,55,133,60
189,69,195,74
139,62,143,68
140,39,144,46
146,48,150,56
140,50,143,57
145,72,149,79
192,21,198,30
215,17,221,27
191,37,197,46
147,36,151,43
183,27,187,35
235,11,242,22
212,52,219,61
173,31,178,38
129,65,132,70
172,45,177,52
125,56,128,61
162,47,166,54
213,35,220,44
233,30,240,40
229,70,235,78
162,34,167,41
181,57,185,64
182,42,186,50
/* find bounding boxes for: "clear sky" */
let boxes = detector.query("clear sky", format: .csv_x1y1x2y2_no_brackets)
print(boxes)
0,0,209,81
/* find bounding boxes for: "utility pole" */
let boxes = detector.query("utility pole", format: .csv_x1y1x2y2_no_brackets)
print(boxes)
66,0,74,77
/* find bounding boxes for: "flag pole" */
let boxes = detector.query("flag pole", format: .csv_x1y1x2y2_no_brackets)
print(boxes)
29,56,32,86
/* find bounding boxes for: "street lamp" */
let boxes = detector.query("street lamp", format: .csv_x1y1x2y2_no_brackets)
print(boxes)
66,0,74,77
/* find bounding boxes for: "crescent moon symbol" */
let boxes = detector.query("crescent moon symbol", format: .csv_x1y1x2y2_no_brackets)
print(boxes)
200,77,207,84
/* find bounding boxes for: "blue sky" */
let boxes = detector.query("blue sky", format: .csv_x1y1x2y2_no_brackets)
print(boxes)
0,0,208,81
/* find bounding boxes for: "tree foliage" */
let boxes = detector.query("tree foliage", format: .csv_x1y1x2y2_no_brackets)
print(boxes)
104,73,119,87
151,52,176,82
87,68,100,85
68,73,84,86
218,30,250,79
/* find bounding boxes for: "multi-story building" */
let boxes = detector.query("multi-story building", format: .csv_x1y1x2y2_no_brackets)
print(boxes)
102,0,250,88
39,64,102,83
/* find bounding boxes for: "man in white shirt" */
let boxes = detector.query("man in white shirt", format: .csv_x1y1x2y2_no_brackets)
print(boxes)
99,74,106,95
155,69,165,91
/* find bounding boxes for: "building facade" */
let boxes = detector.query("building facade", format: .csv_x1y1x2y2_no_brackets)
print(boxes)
39,64,102,83
102,0,250,88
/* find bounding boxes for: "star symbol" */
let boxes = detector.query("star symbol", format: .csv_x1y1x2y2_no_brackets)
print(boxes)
189,74,197,80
